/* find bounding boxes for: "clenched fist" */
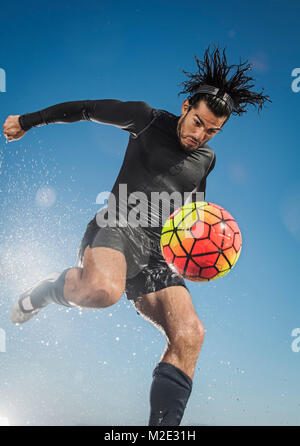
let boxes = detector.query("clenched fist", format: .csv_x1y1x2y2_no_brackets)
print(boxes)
3,115,26,142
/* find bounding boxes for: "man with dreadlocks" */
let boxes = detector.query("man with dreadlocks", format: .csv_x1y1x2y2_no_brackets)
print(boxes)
4,47,270,426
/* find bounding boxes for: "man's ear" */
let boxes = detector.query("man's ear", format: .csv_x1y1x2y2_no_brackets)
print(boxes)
181,99,190,115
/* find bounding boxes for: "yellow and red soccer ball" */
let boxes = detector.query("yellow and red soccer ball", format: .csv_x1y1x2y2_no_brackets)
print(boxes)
160,201,242,281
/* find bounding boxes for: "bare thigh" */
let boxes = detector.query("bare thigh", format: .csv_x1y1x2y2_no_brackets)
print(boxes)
81,245,127,285
65,245,127,307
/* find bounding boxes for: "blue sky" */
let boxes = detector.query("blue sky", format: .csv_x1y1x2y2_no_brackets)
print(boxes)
0,0,300,426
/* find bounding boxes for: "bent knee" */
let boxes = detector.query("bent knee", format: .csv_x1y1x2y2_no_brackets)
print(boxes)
171,317,205,351
83,279,124,308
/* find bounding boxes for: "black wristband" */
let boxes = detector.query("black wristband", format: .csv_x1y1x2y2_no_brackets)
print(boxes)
19,110,44,131
19,115,30,131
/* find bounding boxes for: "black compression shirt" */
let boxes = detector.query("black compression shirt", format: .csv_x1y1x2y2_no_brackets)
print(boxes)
19,100,216,240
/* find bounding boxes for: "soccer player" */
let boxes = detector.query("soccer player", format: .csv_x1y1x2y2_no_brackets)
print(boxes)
3,47,270,426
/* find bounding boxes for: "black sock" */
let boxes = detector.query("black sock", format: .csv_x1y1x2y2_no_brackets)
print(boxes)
148,362,193,426
28,268,74,310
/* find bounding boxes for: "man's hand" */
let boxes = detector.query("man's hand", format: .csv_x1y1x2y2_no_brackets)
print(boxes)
3,115,26,142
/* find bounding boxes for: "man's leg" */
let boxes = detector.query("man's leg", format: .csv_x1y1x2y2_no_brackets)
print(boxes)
133,285,205,426
63,246,127,308
11,246,127,323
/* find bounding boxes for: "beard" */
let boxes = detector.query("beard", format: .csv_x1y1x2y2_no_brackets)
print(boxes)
176,114,204,152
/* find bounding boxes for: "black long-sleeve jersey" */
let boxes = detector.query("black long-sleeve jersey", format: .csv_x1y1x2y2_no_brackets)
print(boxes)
19,100,216,241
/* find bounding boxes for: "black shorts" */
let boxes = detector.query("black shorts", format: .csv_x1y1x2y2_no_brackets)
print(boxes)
77,215,189,301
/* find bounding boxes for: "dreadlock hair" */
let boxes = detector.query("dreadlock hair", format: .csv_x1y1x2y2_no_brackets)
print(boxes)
178,46,271,119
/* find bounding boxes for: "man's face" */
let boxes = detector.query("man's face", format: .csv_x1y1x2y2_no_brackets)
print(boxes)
177,99,228,152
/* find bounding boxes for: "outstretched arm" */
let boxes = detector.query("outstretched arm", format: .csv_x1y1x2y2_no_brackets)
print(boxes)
3,99,154,142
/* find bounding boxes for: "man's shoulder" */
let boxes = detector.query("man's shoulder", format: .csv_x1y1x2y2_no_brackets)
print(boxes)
121,100,157,136
128,103,179,138
201,144,215,158
202,145,216,174
131,103,177,122
121,100,155,118
133,104,175,123
194,144,216,174
154,108,178,121
148,107,179,136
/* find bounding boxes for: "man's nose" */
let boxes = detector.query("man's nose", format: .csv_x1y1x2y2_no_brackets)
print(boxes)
195,127,207,141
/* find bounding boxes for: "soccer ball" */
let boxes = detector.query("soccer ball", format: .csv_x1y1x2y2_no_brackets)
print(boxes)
160,201,242,281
